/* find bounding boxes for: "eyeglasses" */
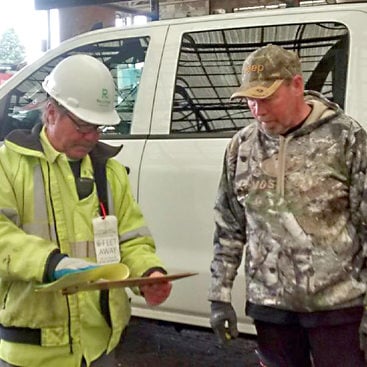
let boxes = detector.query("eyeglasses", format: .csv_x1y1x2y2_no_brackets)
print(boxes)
65,112,104,134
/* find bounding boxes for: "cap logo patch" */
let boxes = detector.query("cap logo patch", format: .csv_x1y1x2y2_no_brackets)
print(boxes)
245,64,264,73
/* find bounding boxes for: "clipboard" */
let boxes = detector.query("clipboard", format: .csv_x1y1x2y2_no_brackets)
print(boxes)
61,272,198,295
34,265,197,295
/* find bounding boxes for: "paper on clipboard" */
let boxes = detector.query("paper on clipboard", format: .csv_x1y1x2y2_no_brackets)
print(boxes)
34,263,130,293
62,272,198,295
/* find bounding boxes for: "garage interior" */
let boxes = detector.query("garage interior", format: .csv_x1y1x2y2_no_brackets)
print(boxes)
34,0,335,43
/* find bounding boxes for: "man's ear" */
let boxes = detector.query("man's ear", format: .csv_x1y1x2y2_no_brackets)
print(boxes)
45,101,58,125
292,74,305,97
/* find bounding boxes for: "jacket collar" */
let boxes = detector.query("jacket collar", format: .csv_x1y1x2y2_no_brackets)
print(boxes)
5,123,123,161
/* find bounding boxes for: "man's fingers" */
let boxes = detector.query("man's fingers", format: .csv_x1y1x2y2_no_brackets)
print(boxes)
210,301,238,344
228,315,239,338
142,282,172,306
228,323,239,338
213,324,226,344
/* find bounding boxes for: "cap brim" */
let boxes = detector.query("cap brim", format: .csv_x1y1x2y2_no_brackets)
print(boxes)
230,79,284,100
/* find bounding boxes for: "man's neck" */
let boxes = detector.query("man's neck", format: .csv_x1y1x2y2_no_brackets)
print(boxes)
283,104,312,136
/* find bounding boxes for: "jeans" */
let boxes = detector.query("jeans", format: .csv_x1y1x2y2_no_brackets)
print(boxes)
255,319,365,367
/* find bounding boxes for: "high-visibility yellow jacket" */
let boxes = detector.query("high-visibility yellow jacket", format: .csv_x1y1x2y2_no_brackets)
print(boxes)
0,124,166,367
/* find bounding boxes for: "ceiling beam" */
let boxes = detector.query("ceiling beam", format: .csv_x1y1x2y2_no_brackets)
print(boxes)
108,4,153,17
34,0,132,10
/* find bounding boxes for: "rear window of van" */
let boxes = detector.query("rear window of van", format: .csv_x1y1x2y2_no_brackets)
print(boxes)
171,22,348,134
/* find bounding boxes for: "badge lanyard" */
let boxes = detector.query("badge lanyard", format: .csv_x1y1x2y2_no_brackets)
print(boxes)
93,201,121,265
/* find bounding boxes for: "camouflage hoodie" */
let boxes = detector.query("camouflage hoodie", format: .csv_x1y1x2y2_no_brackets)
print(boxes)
209,91,367,312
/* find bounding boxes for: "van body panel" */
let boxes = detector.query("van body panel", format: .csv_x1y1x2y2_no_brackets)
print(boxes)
137,138,257,333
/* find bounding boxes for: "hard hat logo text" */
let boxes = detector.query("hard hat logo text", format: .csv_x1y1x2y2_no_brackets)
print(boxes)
101,88,109,99
96,88,112,107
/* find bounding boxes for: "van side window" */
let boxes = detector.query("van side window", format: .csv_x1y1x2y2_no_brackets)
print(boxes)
171,22,348,134
0,36,149,140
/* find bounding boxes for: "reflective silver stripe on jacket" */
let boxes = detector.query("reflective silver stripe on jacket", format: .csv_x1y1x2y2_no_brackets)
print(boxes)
0,166,55,241
107,181,115,215
23,165,54,240
0,208,19,226
70,227,152,258
70,241,96,258
119,227,151,242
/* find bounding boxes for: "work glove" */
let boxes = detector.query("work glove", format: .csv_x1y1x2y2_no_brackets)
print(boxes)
53,257,99,280
359,307,367,362
210,301,239,345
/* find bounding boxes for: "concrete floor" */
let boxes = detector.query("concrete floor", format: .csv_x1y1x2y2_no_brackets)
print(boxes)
115,316,259,367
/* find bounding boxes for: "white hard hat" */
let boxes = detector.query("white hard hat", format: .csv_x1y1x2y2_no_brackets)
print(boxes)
42,54,120,126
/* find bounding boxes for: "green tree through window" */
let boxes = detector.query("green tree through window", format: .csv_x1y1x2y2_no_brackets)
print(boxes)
0,28,26,67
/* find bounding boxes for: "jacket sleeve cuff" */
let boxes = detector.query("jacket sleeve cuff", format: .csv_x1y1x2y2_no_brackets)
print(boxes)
43,250,67,283
142,267,167,277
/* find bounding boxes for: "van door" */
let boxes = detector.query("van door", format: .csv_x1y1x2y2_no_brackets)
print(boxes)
136,7,355,333
0,25,168,197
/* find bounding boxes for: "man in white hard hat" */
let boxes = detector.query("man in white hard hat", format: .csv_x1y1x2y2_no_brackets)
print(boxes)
0,54,171,367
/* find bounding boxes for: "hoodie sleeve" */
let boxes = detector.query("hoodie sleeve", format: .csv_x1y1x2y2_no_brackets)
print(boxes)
347,119,367,259
208,135,247,303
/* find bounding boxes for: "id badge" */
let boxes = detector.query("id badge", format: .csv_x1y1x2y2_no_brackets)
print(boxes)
93,215,121,264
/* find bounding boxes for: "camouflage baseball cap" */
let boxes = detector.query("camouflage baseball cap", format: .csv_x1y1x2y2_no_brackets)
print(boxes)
231,44,302,99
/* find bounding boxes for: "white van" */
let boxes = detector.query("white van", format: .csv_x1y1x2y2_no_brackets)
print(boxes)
0,1,366,335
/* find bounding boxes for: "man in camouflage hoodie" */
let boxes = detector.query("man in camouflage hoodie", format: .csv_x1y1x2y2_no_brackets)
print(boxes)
208,44,367,366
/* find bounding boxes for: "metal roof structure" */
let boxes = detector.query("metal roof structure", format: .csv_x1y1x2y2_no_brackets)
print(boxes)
34,0,341,20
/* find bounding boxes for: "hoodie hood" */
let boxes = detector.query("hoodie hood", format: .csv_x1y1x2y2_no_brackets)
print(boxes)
301,90,342,131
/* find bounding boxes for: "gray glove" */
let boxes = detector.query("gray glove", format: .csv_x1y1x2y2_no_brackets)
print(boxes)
359,308,367,362
53,257,99,280
210,301,239,344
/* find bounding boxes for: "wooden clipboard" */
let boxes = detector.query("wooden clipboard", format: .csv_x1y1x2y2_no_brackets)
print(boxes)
61,272,198,295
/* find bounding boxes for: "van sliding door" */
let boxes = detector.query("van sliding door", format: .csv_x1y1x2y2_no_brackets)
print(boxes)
136,10,351,333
